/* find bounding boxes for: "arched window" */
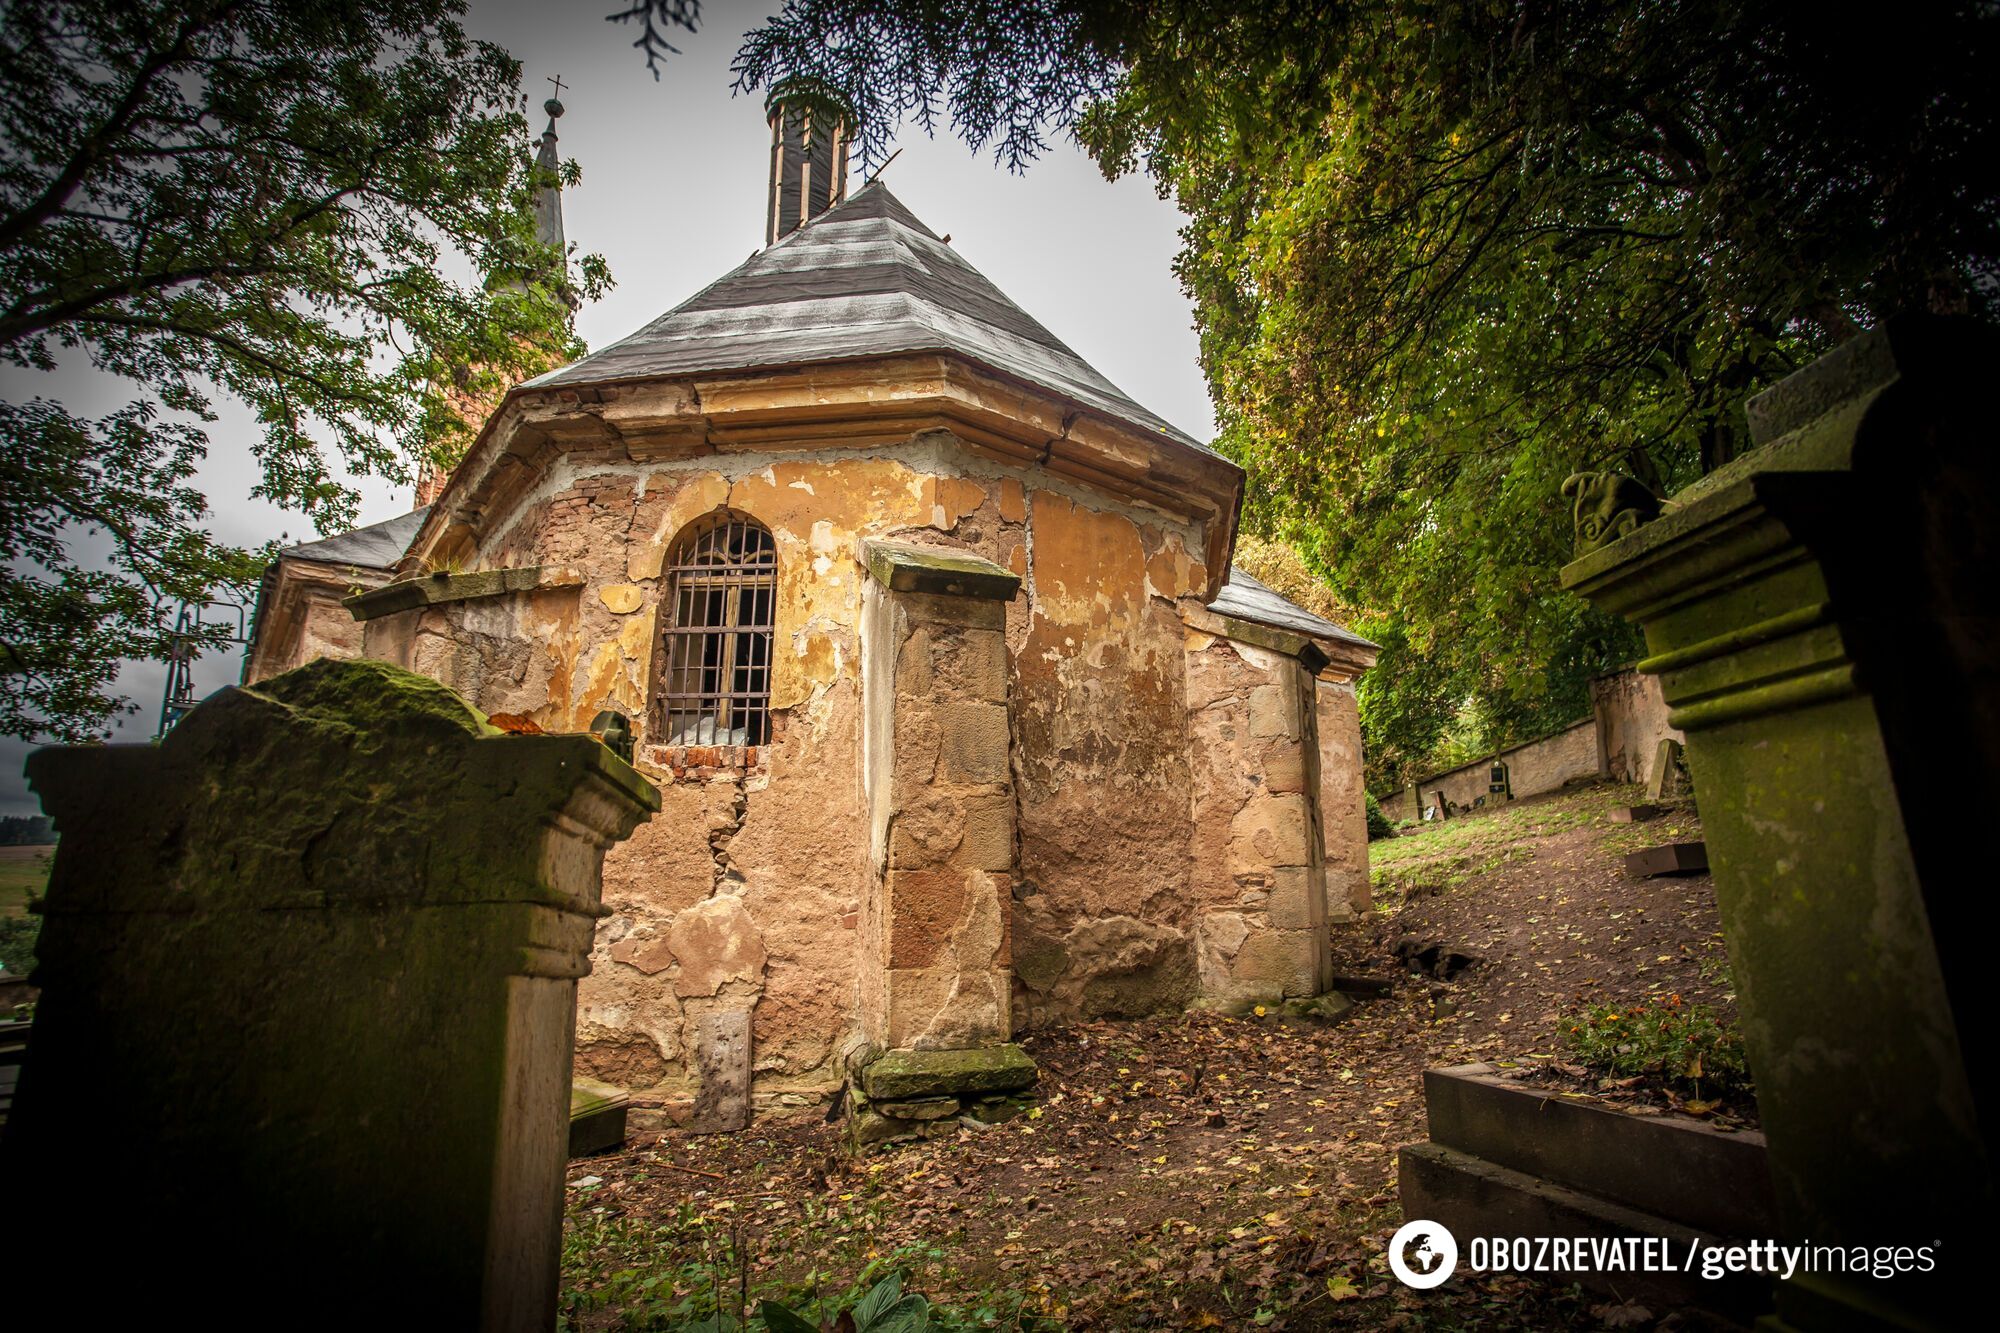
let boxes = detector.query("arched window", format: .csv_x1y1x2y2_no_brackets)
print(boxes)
652,512,775,747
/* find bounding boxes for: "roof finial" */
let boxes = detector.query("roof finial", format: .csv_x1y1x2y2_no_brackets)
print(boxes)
543,75,567,134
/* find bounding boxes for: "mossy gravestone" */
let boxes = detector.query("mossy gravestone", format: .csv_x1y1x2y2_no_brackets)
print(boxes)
2,659,658,1331
1564,317,1995,1333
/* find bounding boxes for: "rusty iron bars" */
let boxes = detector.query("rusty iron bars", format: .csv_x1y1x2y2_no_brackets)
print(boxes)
654,514,775,747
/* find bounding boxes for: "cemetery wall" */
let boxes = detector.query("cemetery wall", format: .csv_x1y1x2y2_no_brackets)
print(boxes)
1390,670,1681,820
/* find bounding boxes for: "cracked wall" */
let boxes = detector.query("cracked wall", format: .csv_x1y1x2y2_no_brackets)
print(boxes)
350,414,1359,1118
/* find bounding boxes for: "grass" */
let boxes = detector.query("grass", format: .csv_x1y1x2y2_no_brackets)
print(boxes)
1369,781,1702,907
0,846,50,976
0,844,53,918
560,1176,1049,1332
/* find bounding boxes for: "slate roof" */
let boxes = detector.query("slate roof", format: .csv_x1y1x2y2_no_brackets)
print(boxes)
279,506,430,571
522,181,1210,456
1210,568,1378,652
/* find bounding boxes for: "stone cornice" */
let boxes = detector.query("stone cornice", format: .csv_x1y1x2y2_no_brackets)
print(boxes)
860,538,1022,601
344,565,585,621
1183,604,1330,676
403,353,1243,602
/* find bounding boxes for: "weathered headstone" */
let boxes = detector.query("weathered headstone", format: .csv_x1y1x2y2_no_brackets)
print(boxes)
1562,316,1995,1331
1,659,657,1330
1644,737,1689,801
690,1008,752,1132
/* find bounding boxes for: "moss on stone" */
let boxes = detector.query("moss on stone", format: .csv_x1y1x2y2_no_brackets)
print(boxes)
860,1044,1038,1100
247,657,496,738
861,539,1021,601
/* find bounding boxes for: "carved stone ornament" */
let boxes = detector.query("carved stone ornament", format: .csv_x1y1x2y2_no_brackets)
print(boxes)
1561,472,1662,555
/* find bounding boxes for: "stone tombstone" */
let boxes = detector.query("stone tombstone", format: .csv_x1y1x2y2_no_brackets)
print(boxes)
1562,317,1996,1332
691,1008,752,1132
1,659,658,1331
1644,737,1689,801
858,538,1022,1052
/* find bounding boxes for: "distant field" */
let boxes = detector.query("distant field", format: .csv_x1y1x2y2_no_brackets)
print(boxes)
0,845,53,917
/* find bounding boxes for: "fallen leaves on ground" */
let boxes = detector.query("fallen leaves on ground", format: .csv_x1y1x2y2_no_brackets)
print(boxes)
564,782,1738,1330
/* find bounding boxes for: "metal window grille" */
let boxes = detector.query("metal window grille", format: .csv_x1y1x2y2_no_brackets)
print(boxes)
653,514,776,747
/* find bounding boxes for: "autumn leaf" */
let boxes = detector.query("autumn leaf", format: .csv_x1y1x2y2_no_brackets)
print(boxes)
1326,1275,1360,1301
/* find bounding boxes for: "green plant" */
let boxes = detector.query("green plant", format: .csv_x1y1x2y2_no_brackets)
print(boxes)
0,915,40,976
1563,994,1751,1100
3,0,606,741
762,1271,931,1333
1363,792,1395,841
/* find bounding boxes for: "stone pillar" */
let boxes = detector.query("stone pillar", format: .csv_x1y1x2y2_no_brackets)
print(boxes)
1315,674,1372,920
1221,653,1332,997
1182,613,1343,1007
1562,318,1994,1333
858,539,1020,1051
2,659,658,1331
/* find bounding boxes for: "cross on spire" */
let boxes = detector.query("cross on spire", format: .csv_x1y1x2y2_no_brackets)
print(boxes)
541,74,566,130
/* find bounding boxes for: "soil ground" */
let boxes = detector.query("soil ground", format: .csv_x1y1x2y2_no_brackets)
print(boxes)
561,781,1740,1331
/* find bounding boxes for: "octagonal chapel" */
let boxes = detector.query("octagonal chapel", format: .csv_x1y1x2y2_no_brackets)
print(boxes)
245,92,1377,1123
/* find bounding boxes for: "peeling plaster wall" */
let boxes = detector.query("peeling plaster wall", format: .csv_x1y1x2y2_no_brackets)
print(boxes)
351,415,1380,1117
1005,489,1211,1026
245,563,382,685
392,427,1229,1117
1590,670,1684,789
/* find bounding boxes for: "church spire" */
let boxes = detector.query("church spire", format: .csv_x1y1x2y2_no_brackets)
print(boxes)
413,80,578,509
533,82,576,311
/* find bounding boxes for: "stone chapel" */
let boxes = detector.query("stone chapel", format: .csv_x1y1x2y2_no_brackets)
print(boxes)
244,90,1378,1122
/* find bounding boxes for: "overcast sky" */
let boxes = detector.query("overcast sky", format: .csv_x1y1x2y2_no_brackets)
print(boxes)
0,0,1213,818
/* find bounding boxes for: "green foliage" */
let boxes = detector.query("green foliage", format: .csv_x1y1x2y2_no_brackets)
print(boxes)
1,0,608,741
733,1,1998,788
0,914,39,976
560,1197,1036,1333
763,1271,936,1333
1563,995,1751,1100
1363,791,1393,841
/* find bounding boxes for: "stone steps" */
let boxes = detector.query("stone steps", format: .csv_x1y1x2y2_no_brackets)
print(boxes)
1398,1063,1776,1321
1398,1143,1770,1319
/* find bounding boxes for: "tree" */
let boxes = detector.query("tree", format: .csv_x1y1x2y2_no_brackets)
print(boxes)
732,0,1998,788
1,0,606,742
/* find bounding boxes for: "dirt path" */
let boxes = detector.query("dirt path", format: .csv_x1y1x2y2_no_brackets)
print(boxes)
562,782,1732,1331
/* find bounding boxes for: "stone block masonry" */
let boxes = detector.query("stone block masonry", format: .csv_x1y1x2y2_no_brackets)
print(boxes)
2,659,658,1331
1183,628,1335,1006
860,539,1022,1053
